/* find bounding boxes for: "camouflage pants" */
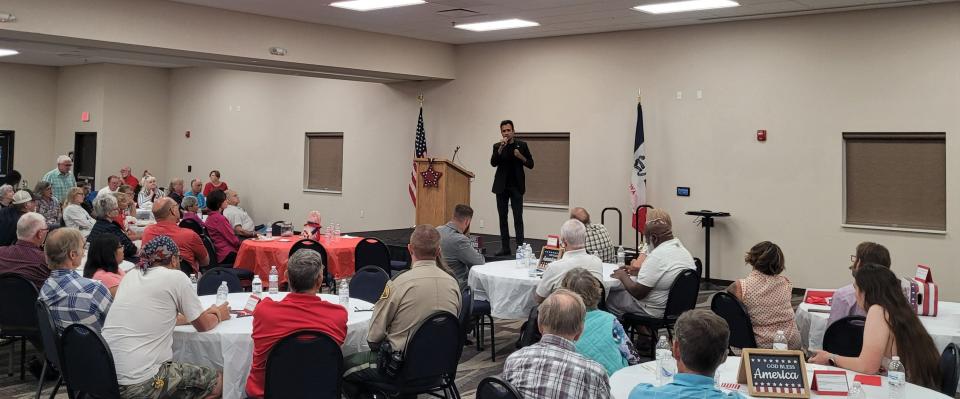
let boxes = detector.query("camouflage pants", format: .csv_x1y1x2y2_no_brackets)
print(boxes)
118,361,218,399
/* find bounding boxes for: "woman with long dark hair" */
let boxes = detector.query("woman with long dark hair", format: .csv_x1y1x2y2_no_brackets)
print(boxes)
84,234,126,297
810,264,941,390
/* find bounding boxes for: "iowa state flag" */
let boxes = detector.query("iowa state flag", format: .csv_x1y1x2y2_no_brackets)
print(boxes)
629,102,648,231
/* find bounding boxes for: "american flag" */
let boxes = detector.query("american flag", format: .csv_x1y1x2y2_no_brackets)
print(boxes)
409,106,427,206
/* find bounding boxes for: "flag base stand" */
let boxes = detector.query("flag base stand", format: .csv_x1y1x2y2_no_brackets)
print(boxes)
685,210,731,283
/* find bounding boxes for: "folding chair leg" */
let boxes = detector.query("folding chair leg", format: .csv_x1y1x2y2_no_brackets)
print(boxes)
487,315,496,361
451,381,462,399
7,340,12,376
35,359,47,399
20,338,25,380
48,375,62,399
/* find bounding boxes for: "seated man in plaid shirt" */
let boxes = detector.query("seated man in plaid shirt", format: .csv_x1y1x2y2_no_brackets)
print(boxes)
39,227,113,331
503,289,611,399
570,207,616,263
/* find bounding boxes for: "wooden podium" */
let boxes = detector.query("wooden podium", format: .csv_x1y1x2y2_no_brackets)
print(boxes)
414,158,474,227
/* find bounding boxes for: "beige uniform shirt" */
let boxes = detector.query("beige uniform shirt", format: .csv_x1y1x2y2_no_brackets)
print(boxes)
367,260,461,351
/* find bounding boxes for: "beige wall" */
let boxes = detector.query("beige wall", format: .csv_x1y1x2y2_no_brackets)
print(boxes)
0,63,57,185
165,68,420,232
425,3,960,300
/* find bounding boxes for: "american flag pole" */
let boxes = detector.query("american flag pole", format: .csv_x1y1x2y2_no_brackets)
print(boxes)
409,94,427,207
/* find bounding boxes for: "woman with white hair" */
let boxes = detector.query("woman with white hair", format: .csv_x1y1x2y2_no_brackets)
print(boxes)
34,181,61,229
0,184,14,208
136,175,165,209
62,187,96,236
89,194,138,262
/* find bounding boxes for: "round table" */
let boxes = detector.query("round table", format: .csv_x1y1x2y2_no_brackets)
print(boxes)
795,298,960,353
467,260,621,320
172,292,373,399
609,356,951,398
235,235,363,283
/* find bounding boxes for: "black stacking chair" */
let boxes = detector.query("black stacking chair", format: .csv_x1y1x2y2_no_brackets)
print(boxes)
822,316,866,357
596,276,608,312
349,265,390,304
0,274,41,380
622,268,700,357
60,324,121,399
178,218,205,237
517,306,541,349
476,376,522,399
35,301,68,399
941,343,959,396
363,312,462,399
354,237,391,275
289,239,334,293
711,292,757,352
197,267,242,295
264,330,343,399
472,298,497,361
458,287,474,345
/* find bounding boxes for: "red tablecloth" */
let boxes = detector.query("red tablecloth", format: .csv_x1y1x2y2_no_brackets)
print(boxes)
235,236,364,283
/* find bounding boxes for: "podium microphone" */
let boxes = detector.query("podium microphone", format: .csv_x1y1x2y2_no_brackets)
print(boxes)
452,146,461,164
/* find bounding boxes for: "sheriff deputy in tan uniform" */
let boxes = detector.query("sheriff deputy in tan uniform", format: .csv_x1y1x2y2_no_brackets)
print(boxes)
342,224,462,398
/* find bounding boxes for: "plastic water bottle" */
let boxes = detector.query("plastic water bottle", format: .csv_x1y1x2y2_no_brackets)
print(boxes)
189,274,198,292
216,281,228,305
516,246,525,267
268,266,279,294
616,245,626,266
265,227,272,239
334,223,341,241
251,275,263,296
325,225,333,241
849,381,866,399
655,335,676,385
526,244,536,268
887,356,905,399
338,279,350,308
772,330,788,350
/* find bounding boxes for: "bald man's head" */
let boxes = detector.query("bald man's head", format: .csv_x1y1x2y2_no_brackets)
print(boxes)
570,207,590,225
644,219,674,248
152,197,179,221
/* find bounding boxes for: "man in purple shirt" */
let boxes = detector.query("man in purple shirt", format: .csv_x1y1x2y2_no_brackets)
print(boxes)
0,212,51,289
827,242,891,326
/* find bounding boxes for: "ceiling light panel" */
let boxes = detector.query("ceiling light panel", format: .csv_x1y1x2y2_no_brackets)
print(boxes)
330,0,426,12
633,0,739,14
454,19,540,32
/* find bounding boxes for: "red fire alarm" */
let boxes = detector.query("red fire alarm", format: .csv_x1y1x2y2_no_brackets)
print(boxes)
756,129,767,142
185,130,191,138
81,112,90,122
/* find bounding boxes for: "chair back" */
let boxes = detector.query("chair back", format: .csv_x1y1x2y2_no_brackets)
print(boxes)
517,305,541,348
0,273,40,337
940,343,959,396
822,316,866,357
710,292,757,350
349,265,390,304
197,267,242,295
35,301,63,370
596,276,608,312
476,376,523,399
663,268,700,321
397,311,461,386
694,257,703,277
459,287,474,342
60,324,121,399
264,330,343,399
178,218,205,237
355,237,391,274
290,239,328,266
180,258,197,275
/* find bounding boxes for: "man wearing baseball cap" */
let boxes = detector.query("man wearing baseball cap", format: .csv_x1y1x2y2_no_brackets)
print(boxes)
0,190,38,246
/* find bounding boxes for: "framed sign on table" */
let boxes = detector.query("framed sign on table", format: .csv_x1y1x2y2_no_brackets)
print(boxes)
737,348,810,398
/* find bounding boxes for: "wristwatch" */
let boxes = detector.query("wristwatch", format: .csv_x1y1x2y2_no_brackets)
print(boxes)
827,353,838,367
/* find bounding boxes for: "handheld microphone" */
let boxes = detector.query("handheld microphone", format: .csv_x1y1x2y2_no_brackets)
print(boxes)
452,146,461,163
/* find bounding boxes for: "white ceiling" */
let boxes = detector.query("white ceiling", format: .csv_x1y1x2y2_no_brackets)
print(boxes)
169,0,951,44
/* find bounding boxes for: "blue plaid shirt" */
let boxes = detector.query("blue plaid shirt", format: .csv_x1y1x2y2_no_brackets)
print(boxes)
41,168,77,202
39,269,113,332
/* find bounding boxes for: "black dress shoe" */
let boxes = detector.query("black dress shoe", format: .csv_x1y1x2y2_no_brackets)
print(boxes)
494,249,512,256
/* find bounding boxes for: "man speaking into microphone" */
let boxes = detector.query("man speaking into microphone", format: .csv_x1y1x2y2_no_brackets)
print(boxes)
490,120,534,256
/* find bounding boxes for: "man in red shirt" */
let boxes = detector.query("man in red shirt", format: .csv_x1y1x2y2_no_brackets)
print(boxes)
246,249,347,398
120,166,139,191
142,198,208,273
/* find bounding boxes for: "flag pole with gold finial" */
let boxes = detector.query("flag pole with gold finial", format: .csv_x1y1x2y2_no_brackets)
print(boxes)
418,92,424,106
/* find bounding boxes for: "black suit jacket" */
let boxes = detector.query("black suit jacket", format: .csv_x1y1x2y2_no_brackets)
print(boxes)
490,140,534,195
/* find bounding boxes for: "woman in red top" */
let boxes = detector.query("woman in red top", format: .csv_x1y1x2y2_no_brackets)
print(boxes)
203,170,228,197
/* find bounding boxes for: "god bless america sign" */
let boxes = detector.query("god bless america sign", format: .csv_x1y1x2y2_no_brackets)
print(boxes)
737,349,810,398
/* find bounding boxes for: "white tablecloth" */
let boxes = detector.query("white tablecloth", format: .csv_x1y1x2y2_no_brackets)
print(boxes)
610,356,950,398
467,260,621,320
172,292,373,399
795,297,960,353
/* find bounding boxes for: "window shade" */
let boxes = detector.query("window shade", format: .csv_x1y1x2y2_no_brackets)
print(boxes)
517,133,570,206
304,133,344,192
843,132,945,230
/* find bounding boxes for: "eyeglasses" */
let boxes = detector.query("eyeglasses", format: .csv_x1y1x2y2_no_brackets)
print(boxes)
850,255,857,263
